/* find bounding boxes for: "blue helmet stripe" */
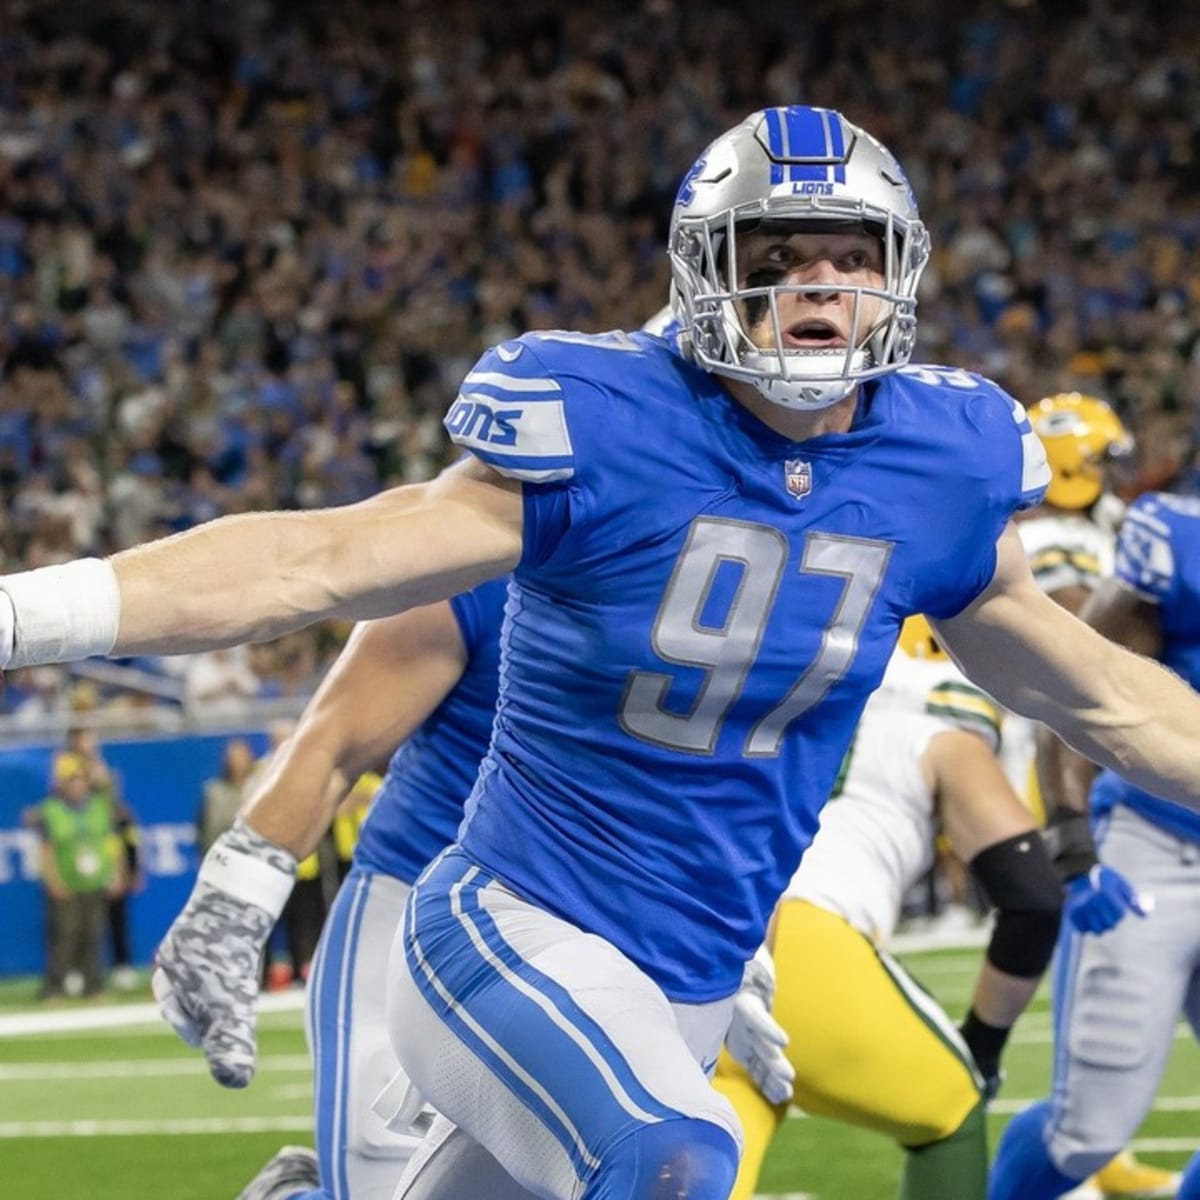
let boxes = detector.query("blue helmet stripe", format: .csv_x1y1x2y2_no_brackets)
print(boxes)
784,108,826,184
764,106,850,188
764,108,785,185
824,109,847,183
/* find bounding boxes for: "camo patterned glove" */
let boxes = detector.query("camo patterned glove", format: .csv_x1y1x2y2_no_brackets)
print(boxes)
152,819,296,1088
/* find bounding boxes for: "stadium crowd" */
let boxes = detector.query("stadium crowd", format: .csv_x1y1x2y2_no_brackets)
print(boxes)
1,0,1200,717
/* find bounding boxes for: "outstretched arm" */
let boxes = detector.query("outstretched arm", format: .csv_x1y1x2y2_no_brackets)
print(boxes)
933,523,1200,813
0,456,522,665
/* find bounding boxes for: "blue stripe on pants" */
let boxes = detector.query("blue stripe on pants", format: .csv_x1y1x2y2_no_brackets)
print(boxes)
309,867,372,1200
403,851,686,1187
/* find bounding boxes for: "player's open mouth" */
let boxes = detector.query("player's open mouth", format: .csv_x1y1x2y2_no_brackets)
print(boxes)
782,319,846,348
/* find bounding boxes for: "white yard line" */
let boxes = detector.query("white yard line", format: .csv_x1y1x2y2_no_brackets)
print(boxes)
786,1093,1200,1118
1012,1023,1193,1047
1130,1137,1200,1152
0,1054,312,1080
0,990,305,1038
889,927,991,955
0,1116,313,1138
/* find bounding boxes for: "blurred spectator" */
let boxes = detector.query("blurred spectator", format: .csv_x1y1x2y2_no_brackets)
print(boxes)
182,646,262,719
58,728,142,991
7,667,73,730
196,736,256,855
30,752,130,1000
1,0,1200,739
282,828,338,986
333,770,381,884
57,724,140,988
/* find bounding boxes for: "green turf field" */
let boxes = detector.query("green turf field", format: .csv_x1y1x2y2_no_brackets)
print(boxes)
0,948,1196,1199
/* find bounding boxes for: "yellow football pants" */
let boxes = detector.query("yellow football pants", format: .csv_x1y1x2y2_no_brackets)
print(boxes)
715,899,982,1200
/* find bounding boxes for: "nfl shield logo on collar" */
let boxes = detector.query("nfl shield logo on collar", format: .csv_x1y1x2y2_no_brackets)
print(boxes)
784,458,812,499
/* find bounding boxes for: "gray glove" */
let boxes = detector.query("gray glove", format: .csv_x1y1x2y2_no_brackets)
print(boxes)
152,819,296,1088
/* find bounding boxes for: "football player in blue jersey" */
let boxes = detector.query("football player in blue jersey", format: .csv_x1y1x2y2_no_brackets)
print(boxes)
153,579,511,1200
2,106,1200,1199
989,490,1200,1200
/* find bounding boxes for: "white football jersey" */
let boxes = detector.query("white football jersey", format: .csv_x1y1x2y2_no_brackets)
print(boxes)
1018,511,1114,595
787,649,1002,943
1001,513,1114,804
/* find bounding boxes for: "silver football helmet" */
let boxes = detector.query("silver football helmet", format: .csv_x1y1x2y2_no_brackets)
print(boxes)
669,106,930,410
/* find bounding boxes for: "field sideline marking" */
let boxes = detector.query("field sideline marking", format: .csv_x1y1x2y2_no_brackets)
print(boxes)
786,1094,1200,1118
0,1054,311,1080
0,990,305,1039
1129,1137,1200,1153
0,1116,313,1138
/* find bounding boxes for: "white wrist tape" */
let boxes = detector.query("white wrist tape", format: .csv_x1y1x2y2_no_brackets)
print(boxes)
200,840,296,919
1,558,122,670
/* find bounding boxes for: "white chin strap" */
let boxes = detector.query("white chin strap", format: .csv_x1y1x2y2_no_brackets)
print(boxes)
739,348,870,411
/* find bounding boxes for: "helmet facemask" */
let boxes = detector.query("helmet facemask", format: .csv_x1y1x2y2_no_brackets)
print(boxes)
670,108,931,411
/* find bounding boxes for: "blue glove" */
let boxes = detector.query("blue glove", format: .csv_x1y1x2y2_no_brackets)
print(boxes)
1064,864,1153,934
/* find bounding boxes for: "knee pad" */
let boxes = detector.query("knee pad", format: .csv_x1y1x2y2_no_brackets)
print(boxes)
590,1118,740,1200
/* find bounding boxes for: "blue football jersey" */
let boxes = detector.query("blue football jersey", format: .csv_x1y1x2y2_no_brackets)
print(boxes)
445,332,1047,1001
352,577,508,882
1091,492,1200,842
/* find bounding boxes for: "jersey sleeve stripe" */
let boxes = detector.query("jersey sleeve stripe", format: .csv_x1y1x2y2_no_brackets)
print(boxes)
1019,427,1052,498
925,682,1003,747
1028,547,1100,574
465,446,575,482
1028,547,1102,591
924,703,1002,749
462,371,564,398
445,387,576,481
1007,397,1052,502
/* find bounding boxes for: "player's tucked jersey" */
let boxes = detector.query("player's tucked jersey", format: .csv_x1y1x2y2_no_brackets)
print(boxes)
785,649,1002,942
352,577,508,882
1001,513,1113,807
446,330,1047,1001
1091,493,1200,844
